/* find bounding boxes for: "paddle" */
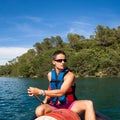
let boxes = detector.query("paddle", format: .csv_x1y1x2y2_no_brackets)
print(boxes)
34,95,44,104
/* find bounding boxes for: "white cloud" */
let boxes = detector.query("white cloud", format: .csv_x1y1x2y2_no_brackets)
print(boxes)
0,47,30,65
24,16,43,22
72,21,91,26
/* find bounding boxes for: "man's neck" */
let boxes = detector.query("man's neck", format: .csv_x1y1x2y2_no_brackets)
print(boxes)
55,68,64,75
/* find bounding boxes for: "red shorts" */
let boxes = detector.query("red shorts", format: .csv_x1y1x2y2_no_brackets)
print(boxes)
49,101,77,110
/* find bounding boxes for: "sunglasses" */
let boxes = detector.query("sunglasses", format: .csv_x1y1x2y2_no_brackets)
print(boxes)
54,59,67,63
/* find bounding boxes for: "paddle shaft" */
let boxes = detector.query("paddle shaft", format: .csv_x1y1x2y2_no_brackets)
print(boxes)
34,95,44,104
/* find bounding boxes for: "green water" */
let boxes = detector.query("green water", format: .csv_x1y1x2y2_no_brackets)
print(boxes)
0,77,120,120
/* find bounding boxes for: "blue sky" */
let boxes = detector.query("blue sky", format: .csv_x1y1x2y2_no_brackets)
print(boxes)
0,0,120,65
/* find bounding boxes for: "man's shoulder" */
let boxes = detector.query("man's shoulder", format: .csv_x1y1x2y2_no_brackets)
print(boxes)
66,70,75,78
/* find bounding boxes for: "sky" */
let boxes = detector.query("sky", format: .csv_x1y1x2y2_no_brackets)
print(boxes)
0,0,120,65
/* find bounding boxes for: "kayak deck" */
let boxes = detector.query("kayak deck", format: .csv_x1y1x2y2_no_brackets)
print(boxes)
34,109,111,120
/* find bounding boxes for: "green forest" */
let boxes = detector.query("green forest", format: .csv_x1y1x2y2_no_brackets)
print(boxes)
0,25,120,78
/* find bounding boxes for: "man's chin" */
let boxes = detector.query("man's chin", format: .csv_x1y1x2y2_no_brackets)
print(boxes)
58,67,65,71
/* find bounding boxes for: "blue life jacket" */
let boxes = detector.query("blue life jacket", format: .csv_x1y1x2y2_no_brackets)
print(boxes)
49,68,77,105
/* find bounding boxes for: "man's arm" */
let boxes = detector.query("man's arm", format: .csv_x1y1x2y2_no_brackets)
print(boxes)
28,71,75,97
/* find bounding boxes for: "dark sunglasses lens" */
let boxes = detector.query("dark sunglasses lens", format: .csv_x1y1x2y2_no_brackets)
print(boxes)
55,59,67,62
64,59,67,62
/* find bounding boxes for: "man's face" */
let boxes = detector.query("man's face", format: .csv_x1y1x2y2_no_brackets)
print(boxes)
52,54,67,70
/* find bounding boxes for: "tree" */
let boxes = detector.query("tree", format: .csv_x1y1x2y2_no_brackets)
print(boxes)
95,25,115,46
55,36,64,48
67,33,85,51
116,26,120,43
34,42,43,54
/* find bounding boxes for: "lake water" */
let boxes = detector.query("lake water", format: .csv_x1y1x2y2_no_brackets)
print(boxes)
0,77,120,120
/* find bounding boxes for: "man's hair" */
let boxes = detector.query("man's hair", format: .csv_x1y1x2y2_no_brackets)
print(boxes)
52,50,66,60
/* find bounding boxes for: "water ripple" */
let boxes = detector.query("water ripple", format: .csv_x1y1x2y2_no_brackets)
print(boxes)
0,77,120,120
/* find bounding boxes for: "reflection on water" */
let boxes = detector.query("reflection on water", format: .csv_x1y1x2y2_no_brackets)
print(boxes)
0,77,120,120
75,77,120,120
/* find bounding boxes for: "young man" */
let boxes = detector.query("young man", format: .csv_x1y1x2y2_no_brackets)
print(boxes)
28,50,96,120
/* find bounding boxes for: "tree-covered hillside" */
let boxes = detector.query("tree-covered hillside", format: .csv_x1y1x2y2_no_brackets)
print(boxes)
0,25,120,78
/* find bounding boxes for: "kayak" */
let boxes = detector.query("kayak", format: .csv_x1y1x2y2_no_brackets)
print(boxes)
31,96,111,120
35,109,111,120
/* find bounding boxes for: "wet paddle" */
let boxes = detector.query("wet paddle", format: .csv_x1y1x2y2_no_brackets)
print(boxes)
34,95,44,104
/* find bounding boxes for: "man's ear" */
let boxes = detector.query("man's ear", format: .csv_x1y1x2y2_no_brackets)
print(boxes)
52,60,55,65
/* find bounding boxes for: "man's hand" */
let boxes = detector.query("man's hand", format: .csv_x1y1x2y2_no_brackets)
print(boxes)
28,87,41,96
